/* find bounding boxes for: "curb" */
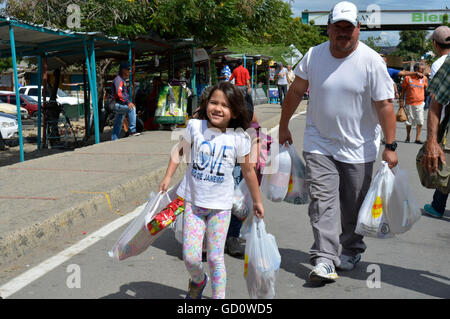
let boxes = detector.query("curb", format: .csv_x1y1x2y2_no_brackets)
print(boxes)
0,163,187,266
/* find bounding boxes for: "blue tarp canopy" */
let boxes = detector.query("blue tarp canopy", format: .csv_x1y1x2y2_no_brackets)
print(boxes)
0,16,172,162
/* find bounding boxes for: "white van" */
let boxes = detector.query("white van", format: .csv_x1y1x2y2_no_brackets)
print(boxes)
18,85,84,107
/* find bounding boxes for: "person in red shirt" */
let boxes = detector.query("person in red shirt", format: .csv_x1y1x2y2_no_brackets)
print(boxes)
229,59,251,95
400,63,428,144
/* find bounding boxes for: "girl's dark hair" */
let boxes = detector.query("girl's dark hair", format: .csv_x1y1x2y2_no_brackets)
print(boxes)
196,82,251,130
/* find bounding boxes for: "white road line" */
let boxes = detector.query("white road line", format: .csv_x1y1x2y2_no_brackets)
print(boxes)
0,110,308,299
0,202,147,299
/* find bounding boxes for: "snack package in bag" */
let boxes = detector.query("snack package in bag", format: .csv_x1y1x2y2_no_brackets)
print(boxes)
283,144,310,205
232,179,252,221
261,144,291,202
244,218,281,299
109,185,179,261
386,166,421,234
147,197,184,235
355,161,395,239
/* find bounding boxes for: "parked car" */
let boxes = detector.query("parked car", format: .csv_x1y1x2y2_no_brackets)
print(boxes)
0,93,38,118
0,112,18,150
0,102,29,119
19,85,84,107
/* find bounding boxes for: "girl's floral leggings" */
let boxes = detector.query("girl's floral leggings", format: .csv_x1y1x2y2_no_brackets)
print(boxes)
183,201,231,299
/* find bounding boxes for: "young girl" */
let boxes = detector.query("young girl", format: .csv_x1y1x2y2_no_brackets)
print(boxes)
159,81,264,299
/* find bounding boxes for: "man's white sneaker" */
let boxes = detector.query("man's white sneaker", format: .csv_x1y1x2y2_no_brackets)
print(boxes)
336,254,361,271
309,263,338,283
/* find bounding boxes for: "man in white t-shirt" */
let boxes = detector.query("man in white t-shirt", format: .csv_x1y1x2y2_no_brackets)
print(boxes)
279,1,398,283
275,63,289,107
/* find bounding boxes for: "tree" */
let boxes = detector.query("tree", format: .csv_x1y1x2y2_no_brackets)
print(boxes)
392,30,428,61
361,36,385,53
1,0,157,38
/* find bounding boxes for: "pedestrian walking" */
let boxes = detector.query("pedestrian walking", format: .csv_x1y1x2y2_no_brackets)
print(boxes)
111,62,140,141
279,1,397,283
421,26,450,219
275,63,288,106
400,63,428,144
229,59,252,96
159,81,264,299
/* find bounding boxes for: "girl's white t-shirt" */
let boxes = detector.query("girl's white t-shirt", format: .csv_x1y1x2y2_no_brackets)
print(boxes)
294,41,394,164
176,119,251,210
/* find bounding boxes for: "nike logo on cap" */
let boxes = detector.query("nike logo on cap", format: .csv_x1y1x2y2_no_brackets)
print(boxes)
341,9,351,13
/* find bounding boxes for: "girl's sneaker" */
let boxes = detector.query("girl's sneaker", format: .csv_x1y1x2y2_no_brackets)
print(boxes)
186,274,208,299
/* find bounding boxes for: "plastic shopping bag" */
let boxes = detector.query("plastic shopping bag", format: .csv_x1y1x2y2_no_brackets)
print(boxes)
109,186,179,261
232,179,252,221
244,218,281,299
386,166,421,234
261,144,291,202
355,161,395,239
283,144,310,205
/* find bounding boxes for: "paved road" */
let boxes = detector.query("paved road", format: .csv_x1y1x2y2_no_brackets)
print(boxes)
2,106,449,299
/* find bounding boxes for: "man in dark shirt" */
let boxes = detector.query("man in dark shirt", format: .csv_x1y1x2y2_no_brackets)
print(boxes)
111,62,139,141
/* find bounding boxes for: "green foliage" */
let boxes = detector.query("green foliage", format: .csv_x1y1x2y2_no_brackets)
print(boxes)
1,0,157,38
361,36,385,53
0,57,12,72
392,30,428,61
0,0,328,62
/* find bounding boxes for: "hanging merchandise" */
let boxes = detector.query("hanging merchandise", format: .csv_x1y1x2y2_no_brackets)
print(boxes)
154,84,188,125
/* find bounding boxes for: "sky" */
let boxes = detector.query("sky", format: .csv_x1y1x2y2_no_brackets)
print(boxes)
287,0,450,46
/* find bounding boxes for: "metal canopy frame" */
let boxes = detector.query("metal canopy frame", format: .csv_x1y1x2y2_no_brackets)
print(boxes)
0,16,134,162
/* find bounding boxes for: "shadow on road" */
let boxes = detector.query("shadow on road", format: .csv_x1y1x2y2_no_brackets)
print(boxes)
278,248,450,298
420,209,450,223
339,261,450,299
150,229,183,261
100,281,187,299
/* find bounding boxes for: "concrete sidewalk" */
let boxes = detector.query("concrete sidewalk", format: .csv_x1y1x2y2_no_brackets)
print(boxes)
0,102,306,271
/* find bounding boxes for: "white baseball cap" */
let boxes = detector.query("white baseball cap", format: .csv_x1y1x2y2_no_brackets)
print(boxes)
329,1,359,26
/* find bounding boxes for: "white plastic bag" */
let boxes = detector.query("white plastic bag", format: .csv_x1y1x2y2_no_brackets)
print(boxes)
173,209,184,244
387,166,421,234
283,144,310,205
261,144,291,202
232,179,252,221
109,186,178,261
244,218,281,299
355,161,395,239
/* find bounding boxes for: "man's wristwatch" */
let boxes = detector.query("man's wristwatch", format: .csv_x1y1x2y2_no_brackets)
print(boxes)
385,142,397,151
